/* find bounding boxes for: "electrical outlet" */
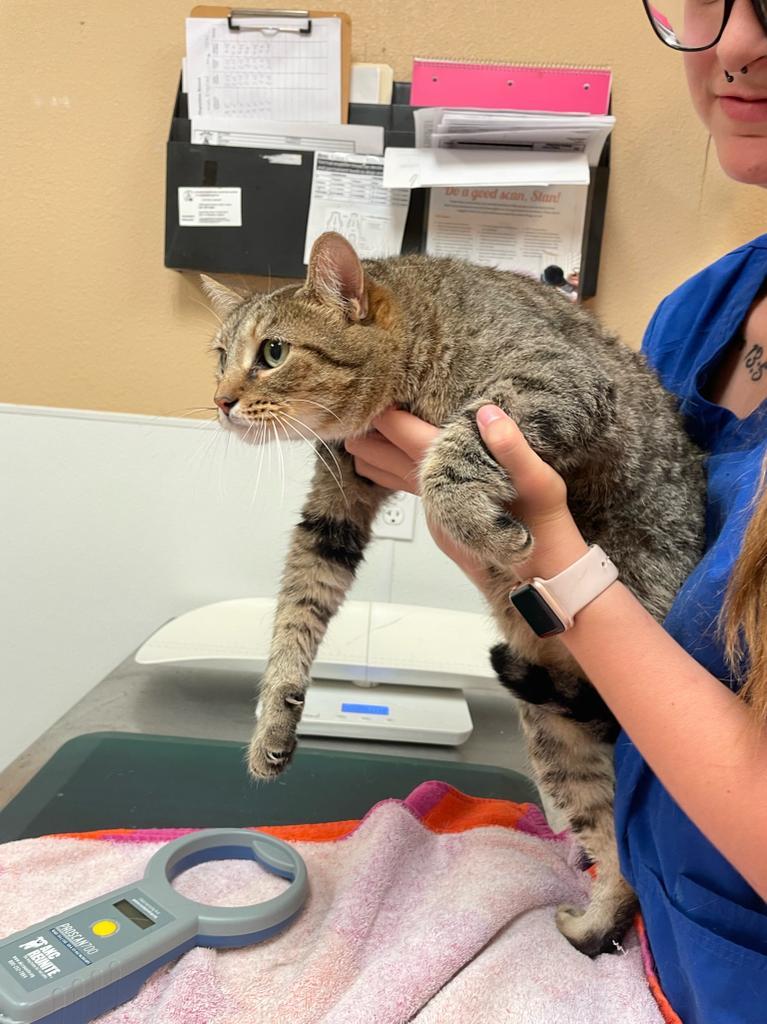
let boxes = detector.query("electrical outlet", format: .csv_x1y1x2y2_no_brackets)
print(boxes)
372,491,417,541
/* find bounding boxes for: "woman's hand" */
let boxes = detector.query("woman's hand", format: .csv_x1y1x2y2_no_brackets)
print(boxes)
344,408,435,497
473,405,589,580
345,405,589,585
344,410,491,583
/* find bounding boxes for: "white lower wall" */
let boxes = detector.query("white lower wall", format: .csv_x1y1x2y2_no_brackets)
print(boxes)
0,404,485,773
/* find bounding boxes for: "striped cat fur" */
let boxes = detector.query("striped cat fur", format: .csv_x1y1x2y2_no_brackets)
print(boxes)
204,232,706,956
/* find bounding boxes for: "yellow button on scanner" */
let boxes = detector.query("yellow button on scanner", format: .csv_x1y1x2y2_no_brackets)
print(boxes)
91,919,119,937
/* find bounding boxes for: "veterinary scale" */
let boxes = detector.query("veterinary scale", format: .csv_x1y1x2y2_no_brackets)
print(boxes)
136,598,503,745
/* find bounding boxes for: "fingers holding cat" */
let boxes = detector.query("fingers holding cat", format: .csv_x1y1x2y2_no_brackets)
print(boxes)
345,410,492,578
475,405,589,580
475,405,568,522
344,409,439,495
347,405,569,520
347,404,589,581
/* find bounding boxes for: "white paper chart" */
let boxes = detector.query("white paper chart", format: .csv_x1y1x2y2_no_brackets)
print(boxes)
185,17,342,123
304,152,411,262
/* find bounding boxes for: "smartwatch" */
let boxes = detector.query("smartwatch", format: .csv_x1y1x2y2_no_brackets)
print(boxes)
508,544,618,638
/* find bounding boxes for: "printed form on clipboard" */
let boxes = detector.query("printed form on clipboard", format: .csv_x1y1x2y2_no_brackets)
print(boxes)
185,6,351,123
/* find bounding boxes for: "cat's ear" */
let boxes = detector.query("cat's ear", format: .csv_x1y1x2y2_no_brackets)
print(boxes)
305,232,368,322
200,275,247,319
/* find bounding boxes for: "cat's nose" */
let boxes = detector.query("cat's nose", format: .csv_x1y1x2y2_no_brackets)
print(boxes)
215,395,236,416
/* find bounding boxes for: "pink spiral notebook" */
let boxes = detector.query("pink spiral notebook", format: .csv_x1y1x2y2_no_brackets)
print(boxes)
411,58,612,116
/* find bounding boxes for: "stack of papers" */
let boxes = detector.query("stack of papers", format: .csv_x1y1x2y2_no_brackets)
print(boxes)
415,108,614,167
380,105,615,299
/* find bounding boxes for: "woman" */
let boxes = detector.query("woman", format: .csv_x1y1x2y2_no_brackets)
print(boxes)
345,2,767,1019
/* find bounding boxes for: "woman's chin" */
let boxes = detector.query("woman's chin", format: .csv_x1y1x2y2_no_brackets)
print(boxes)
712,134,767,187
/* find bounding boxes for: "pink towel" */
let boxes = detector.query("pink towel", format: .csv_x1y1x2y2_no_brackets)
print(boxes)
0,783,675,1023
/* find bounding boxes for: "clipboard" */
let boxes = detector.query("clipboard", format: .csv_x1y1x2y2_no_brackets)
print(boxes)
190,6,352,122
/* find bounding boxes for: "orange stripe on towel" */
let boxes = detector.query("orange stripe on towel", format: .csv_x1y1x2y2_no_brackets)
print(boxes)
52,791,543,845
635,915,683,1024
418,787,533,834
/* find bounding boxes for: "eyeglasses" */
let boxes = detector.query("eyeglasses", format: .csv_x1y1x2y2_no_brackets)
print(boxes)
642,0,767,51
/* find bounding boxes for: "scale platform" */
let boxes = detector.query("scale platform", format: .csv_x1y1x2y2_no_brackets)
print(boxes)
136,598,502,746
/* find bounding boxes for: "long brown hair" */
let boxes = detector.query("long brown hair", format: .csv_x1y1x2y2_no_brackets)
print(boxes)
721,451,767,722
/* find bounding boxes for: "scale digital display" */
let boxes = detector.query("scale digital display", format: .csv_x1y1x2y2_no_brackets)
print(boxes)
340,703,390,716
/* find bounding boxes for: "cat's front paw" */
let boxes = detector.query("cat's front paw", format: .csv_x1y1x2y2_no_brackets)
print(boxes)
421,471,532,568
247,722,297,779
247,689,305,779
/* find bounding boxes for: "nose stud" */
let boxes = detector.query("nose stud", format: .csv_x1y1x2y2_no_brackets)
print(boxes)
725,69,735,82
741,65,749,74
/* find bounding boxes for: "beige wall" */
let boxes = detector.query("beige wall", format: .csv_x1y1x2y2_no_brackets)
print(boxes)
3,0,767,418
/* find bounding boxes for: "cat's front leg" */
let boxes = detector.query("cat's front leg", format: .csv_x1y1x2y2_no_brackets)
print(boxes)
249,444,388,779
420,378,613,569
419,399,531,569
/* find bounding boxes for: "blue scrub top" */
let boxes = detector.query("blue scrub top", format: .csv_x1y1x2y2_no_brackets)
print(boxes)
614,236,767,1023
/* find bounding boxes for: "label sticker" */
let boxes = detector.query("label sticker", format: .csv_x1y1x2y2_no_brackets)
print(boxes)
178,187,241,227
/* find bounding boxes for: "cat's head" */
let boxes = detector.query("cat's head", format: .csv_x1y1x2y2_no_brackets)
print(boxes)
204,232,403,446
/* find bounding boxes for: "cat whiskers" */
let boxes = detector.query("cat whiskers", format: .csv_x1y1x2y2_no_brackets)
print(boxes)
249,419,269,509
183,413,229,485
241,417,258,445
272,418,288,506
290,397,343,425
148,406,221,469
145,407,219,432
218,420,234,503
278,411,346,501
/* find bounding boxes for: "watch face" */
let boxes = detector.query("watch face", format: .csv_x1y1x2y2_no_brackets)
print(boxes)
509,584,567,638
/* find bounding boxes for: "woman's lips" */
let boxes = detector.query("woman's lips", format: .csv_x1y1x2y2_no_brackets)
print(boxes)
719,95,767,122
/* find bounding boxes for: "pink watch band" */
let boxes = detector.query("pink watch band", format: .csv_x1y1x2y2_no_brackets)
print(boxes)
536,544,619,621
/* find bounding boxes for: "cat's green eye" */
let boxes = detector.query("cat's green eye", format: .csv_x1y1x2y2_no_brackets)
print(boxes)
258,338,290,369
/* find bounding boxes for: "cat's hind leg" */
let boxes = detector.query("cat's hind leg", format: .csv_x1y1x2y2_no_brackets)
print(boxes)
492,644,637,956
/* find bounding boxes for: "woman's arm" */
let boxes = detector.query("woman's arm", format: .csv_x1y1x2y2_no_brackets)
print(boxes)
346,406,767,899
560,575,767,900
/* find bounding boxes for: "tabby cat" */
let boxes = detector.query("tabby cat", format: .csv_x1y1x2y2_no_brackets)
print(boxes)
204,231,706,957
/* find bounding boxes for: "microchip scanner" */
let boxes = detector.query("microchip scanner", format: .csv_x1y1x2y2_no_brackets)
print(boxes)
0,829,308,1024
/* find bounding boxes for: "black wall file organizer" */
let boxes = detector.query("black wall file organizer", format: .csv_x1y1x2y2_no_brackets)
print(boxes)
165,81,426,280
164,81,610,299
